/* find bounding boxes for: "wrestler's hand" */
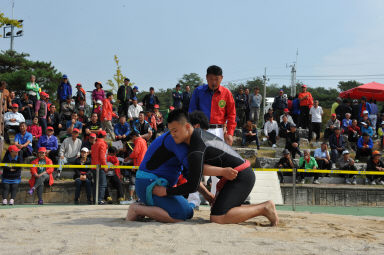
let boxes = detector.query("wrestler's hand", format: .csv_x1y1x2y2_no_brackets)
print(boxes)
152,186,167,197
223,167,238,180
224,134,233,146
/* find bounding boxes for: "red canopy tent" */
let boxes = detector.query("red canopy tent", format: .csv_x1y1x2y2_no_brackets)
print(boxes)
339,82,384,101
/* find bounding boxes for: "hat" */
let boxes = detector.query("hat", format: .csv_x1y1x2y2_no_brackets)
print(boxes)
40,92,47,97
81,147,89,152
62,74,68,79
38,147,47,153
169,106,175,110
98,130,107,136
72,128,80,133
372,150,381,156
76,83,82,87
284,108,289,112
279,89,284,92
133,86,139,91
361,122,367,126
11,103,18,108
96,100,103,105
124,78,130,82
283,149,290,155
363,110,369,114
342,150,350,155
331,113,336,117
301,84,307,88
47,126,54,131
132,97,138,101
154,104,159,109
89,133,97,138
8,145,20,153
95,82,103,88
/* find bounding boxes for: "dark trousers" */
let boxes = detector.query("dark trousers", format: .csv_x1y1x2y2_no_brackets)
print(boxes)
74,178,92,202
245,108,250,122
340,164,357,179
2,183,19,199
316,159,332,170
105,175,124,199
93,170,107,203
236,108,246,127
34,174,49,201
286,145,302,159
274,109,284,124
4,125,20,143
118,102,130,117
38,117,47,135
309,122,321,141
299,106,310,129
331,149,344,164
356,148,372,159
268,130,277,145
242,134,260,147
19,147,32,159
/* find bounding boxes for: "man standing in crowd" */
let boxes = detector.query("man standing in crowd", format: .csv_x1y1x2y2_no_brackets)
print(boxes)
4,103,25,144
142,87,160,112
172,84,183,109
101,92,118,140
249,87,262,125
298,84,313,129
182,85,191,114
235,88,247,128
57,74,72,107
309,100,323,142
117,78,133,116
20,92,34,121
91,130,108,204
35,92,48,135
244,88,250,122
272,89,287,124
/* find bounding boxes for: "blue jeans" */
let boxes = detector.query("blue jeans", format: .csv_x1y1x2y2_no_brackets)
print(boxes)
39,117,47,135
74,178,92,201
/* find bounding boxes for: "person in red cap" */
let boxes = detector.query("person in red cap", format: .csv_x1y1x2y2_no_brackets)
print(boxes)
4,103,25,144
58,128,82,177
28,147,54,205
37,126,59,162
81,132,97,157
153,104,164,132
298,84,313,129
2,145,23,205
35,91,49,135
74,83,86,107
91,130,109,204
279,108,294,124
324,113,341,139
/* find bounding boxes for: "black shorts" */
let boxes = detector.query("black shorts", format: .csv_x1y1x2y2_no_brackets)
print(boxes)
211,167,255,216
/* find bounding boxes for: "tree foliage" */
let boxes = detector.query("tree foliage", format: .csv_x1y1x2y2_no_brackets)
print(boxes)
0,50,62,98
337,80,363,92
106,55,129,97
178,73,203,90
0,12,22,38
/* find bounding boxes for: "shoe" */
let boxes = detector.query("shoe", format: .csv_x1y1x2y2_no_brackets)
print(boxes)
272,144,277,148
331,164,336,169
27,187,35,195
300,179,305,184
352,178,357,185
2,199,7,205
9,199,14,205
371,180,376,185
313,179,320,184
98,201,105,205
106,196,113,204
379,180,384,185
345,178,351,185
38,200,44,205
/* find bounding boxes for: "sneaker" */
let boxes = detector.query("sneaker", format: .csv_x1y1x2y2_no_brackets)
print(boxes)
371,180,377,185
313,179,320,184
379,180,384,185
300,179,305,184
332,163,336,169
272,144,277,148
2,199,7,205
127,196,133,201
38,200,44,205
345,178,351,185
106,196,113,204
352,179,357,185
27,187,35,195
98,201,105,205
9,199,14,205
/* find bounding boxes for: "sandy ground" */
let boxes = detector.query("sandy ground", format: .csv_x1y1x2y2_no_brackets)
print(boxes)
0,205,383,255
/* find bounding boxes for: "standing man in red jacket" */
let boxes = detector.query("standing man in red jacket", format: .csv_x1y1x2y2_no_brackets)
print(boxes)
91,130,109,204
298,84,313,129
101,92,118,140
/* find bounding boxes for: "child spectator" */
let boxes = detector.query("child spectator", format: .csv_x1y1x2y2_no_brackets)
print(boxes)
28,116,42,151
2,145,23,205
28,147,54,205
242,121,260,149
145,111,157,140
73,148,93,204
93,100,103,116
105,146,124,203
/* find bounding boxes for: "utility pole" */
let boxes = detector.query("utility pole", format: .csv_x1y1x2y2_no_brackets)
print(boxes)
3,0,23,51
262,67,267,116
289,49,299,97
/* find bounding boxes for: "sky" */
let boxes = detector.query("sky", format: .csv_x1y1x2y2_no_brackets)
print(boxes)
1,0,384,94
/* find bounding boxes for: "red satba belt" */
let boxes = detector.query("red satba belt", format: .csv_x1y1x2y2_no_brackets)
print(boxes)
216,160,251,194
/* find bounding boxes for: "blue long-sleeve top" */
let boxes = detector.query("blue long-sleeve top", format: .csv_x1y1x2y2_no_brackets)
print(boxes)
357,136,373,149
57,82,72,101
172,90,183,108
361,126,373,137
114,122,131,137
37,135,58,151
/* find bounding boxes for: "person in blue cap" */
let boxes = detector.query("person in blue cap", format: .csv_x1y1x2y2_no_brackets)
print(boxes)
57,74,72,109
132,85,139,101
117,78,133,116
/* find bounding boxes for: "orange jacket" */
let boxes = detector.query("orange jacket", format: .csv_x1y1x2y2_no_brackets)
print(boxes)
107,155,121,178
91,138,108,167
100,98,118,121
298,92,313,107
29,157,54,188
129,137,147,166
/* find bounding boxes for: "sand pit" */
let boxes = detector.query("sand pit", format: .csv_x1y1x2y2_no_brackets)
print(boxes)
0,205,383,255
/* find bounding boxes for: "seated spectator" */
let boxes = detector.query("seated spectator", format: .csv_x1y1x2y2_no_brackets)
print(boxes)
133,111,153,141
73,147,93,204
263,115,278,148
241,121,260,149
77,97,92,118
378,121,384,148
154,104,164,132
4,103,25,144
127,97,143,121
83,113,102,140
359,110,371,127
366,151,384,185
360,121,373,137
58,128,82,177
314,142,332,170
123,131,148,201
324,113,340,139
337,150,357,185
77,108,89,124
105,146,124,203
37,126,58,162
298,149,319,184
285,123,302,159
20,92,34,121
9,91,21,109
27,116,42,151
66,112,83,135
342,113,352,133
101,92,118,140
276,149,298,183
356,133,373,160
263,108,274,124
114,115,131,142
61,95,75,121
279,115,291,138
93,100,103,116
82,133,97,155
27,147,54,205
329,127,346,165
279,108,294,124
14,122,33,159
347,119,361,148
2,145,23,205
47,105,62,135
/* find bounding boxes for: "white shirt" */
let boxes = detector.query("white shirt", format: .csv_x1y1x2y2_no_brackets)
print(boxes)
128,104,143,119
264,120,279,136
309,106,323,123
4,111,25,126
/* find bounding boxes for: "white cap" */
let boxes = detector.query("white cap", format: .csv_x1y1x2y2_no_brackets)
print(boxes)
361,122,367,126
363,110,369,114
96,100,103,105
81,147,89,152
342,150,350,155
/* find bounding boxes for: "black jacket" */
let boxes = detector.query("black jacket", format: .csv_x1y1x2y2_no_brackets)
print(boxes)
73,157,92,180
285,131,300,147
366,157,384,171
329,134,346,149
142,94,160,111
1,151,23,180
117,85,133,103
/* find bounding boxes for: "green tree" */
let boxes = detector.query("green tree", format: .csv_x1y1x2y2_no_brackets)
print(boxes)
337,80,363,92
106,55,129,96
178,73,203,90
0,50,62,98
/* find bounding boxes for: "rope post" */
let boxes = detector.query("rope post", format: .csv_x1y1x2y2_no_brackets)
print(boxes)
292,167,296,211
95,165,100,205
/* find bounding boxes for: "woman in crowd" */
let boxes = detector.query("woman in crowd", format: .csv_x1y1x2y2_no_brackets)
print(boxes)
73,147,93,204
27,116,42,151
2,145,23,205
92,82,105,109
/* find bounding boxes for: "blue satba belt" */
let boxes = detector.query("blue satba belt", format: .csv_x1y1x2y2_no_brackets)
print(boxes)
136,170,169,206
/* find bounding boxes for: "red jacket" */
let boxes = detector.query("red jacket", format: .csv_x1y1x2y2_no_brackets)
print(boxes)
129,137,147,166
107,155,121,178
29,157,54,188
100,98,117,121
298,92,313,108
27,124,42,139
91,138,108,167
